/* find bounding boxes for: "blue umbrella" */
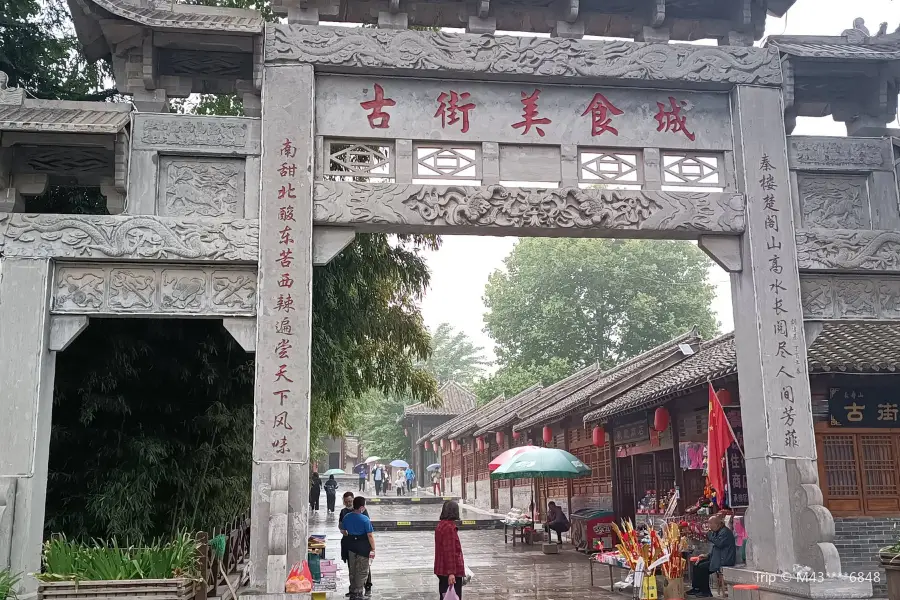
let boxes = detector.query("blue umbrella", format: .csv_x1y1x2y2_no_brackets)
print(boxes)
352,463,368,474
426,463,441,471
390,459,409,468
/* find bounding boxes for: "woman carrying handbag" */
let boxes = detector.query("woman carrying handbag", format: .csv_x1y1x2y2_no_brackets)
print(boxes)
434,500,466,599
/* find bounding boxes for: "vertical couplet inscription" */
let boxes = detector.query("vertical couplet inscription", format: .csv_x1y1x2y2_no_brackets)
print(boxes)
757,153,807,454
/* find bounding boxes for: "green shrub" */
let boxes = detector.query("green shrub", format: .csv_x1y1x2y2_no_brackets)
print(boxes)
39,533,200,581
0,569,20,600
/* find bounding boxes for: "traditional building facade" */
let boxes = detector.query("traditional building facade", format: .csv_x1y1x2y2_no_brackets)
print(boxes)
401,381,476,479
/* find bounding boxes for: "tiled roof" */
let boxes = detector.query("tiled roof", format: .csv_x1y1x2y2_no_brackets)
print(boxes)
478,363,600,435
583,323,900,422
92,0,264,32
0,102,131,134
417,393,506,443
769,37,900,60
471,383,544,437
514,328,701,431
403,381,477,417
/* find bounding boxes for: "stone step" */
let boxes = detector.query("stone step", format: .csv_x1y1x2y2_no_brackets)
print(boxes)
363,495,459,505
370,518,503,531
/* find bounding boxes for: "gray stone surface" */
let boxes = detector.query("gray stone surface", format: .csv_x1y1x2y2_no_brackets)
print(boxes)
51,264,257,316
313,183,744,238
250,63,315,593
800,274,900,320
0,258,55,592
48,315,89,352
266,25,782,86
788,137,891,172
729,86,838,577
796,230,900,272
316,75,733,149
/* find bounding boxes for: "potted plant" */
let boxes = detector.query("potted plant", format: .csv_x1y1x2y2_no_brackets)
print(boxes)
36,533,201,600
1,569,20,600
879,541,900,600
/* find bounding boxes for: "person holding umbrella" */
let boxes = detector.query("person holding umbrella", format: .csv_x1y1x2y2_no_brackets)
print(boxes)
434,500,466,599
325,474,339,514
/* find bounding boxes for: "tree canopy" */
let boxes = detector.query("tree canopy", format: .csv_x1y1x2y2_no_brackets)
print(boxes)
472,358,572,404
420,322,488,387
7,0,441,540
483,238,719,372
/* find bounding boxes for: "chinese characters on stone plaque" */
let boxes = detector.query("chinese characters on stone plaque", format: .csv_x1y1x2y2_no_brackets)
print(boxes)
828,387,900,427
358,82,696,140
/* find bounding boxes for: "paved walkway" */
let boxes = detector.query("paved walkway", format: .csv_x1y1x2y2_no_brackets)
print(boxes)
310,511,621,599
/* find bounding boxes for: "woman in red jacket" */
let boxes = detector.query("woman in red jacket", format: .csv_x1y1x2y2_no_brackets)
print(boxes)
434,500,466,599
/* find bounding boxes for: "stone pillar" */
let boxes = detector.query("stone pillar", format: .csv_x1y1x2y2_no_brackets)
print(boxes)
0,258,55,590
247,61,315,594
727,85,867,596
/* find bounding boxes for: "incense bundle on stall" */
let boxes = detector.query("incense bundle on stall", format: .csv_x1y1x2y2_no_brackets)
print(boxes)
660,522,687,600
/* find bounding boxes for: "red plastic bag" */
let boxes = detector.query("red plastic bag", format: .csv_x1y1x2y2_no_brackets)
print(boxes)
285,561,313,593
444,585,460,600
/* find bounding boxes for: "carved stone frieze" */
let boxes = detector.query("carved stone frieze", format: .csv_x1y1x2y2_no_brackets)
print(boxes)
159,157,245,218
800,274,900,319
53,264,257,316
266,25,782,85
788,137,888,171
1,214,258,261
796,229,900,272
797,174,870,230
139,117,250,148
313,182,745,236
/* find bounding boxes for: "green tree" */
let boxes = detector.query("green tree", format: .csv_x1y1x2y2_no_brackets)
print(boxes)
484,238,718,371
7,0,440,540
472,358,572,404
356,390,411,463
421,323,488,387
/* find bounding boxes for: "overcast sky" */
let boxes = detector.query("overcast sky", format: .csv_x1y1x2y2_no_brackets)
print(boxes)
417,0,900,365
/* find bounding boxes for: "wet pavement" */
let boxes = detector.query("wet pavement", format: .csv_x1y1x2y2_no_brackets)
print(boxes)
361,503,495,522
310,511,622,599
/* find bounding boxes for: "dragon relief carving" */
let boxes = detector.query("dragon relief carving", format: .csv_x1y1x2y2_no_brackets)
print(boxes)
313,182,744,234
2,214,258,261
164,160,242,218
800,274,900,319
266,25,781,85
796,230,900,271
798,176,870,230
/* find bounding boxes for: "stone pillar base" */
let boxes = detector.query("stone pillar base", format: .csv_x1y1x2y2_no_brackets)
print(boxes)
723,568,873,600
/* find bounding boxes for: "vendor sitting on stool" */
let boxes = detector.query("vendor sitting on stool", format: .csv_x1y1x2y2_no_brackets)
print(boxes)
543,501,570,544
687,515,736,597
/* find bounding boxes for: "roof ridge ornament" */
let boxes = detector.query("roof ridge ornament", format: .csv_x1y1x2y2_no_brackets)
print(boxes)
0,72,24,106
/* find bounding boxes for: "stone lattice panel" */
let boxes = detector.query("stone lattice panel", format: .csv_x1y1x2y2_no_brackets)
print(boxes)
157,48,253,79
157,156,246,218
14,146,113,175
52,263,257,316
797,173,871,230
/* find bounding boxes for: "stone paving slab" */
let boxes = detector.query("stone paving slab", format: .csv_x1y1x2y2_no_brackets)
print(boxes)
310,514,622,600
310,503,501,531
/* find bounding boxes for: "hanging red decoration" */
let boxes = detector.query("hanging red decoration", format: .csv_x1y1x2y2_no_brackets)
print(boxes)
440,439,446,450
592,425,606,447
424,440,430,451
476,437,484,452
496,431,505,446
542,426,553,444
512,431,521,441
654,407,670,432
716,388,733,406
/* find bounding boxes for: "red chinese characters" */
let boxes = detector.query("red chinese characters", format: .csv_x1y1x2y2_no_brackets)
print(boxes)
581,93,623,136
512,89,551,137
360,83,395,129
654,96,695,141
434,91,475,133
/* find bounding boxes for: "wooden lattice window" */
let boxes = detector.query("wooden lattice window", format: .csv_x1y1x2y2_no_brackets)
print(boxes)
656,452,675,493
818,430,900,516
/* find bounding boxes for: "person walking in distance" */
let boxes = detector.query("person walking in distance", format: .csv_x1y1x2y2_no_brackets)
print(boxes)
358,466,367,492
405,466,415,493
342,496,375,600
324,474,339,514
339,492,372,597
373,464,383,496
434,500,465,599
395,470,406,496
432,469,441,496
309,472,322,512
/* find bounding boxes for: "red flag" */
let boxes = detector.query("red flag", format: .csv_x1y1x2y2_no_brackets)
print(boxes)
707,384,734,506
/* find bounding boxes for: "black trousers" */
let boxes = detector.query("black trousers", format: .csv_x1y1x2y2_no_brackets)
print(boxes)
437,575,462,599
359,478,366,491
374,480,382,495
691,559,713,594
310,497,319,511
326,493,336,512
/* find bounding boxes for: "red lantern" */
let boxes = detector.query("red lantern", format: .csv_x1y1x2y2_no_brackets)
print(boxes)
440,439,446,450
451,439,458,451
476,437,484,452
654,407,670,432
717,388,733,406
542,426,553,444
424,440,430,451
512,431,521,441
496,431,505,446
592,425,606,447
404,428,408,436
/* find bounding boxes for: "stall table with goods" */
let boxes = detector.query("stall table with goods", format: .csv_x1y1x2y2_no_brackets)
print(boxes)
502,508,535,546
571,508,615,553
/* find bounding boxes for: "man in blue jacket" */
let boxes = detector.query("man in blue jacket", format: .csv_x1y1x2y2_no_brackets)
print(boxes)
687,515,736,597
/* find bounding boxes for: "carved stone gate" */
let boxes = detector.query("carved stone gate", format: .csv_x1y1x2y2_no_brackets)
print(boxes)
2,2,899,599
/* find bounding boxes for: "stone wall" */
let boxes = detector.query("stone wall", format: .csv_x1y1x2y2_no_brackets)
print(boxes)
571,494,613,514
449,475,462,495
472,480,491,511
512,483,533,512
833,516,900,596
